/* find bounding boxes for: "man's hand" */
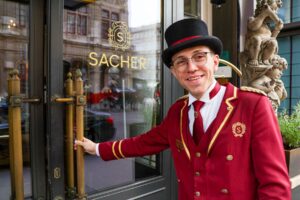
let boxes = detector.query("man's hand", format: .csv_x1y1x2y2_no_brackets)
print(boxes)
74,137,97,155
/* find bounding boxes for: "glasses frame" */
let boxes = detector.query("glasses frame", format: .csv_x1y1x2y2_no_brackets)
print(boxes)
171,51,214,72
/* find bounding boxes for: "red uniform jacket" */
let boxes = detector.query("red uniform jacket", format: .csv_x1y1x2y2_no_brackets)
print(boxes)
99,83,291,200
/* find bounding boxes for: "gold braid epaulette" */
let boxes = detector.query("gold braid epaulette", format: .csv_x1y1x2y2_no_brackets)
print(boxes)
176,94,189,101
240,86,267,96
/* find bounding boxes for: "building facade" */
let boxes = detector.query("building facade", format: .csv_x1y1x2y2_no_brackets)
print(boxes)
0,0,299,199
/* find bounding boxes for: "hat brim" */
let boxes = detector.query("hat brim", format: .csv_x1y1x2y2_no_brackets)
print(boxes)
162,36,223,68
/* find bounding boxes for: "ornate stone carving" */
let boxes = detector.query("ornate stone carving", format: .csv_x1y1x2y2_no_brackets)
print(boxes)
240,0,287,113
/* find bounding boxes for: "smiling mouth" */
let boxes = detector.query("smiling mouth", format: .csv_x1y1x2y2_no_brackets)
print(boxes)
187,75,204,81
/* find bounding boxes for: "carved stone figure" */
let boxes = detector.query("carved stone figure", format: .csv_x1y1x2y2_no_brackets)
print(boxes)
244,0,283,66
249,55,287,112
240,0,287,113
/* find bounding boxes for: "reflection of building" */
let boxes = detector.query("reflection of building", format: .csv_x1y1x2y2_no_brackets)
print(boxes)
0,2,28,96
130,23,161,90
63,1,131,98
63,1,161,109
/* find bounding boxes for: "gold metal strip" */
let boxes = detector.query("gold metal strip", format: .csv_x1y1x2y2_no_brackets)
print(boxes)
118,140,125,158
64,73,75,198
8,69,24,200
180,100,191,160
74,69,86,199
54,97,74,103
112,141,120,159
208,87,237,154
219,59,242,77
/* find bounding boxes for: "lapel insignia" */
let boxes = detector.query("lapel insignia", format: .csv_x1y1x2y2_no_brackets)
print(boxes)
232,122,246,137
175,139,184,152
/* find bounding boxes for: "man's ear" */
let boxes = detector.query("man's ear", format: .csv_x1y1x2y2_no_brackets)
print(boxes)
213,55,220,72
170,67,177,77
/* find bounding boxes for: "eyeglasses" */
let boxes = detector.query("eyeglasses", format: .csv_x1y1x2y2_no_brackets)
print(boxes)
171,52,213,72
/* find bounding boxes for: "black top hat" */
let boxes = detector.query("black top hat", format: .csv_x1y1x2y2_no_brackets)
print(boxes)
162,18,223,68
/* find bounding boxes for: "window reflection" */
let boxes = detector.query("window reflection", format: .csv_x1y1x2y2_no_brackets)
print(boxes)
63,0,161,193
278,36,300,114
184,0,200,17
0,0,31,199
278,0,291,23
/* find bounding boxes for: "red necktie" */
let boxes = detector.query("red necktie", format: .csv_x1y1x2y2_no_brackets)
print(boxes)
193,100,205,145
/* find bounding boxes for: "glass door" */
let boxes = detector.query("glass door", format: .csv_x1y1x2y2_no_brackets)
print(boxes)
62,0,168,199
0,0,46,199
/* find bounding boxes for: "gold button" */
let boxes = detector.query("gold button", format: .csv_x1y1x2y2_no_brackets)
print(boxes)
226,154,233,161
195,191,200,197
195,152,201,157
195,171,200,176
221,188,229,194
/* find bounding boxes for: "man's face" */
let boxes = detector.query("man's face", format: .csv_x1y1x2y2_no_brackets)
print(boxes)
170,45,219,99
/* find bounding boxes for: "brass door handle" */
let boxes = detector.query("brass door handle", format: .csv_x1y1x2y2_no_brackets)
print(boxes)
52,95,74,103
22,97,41,103
9,96,41,107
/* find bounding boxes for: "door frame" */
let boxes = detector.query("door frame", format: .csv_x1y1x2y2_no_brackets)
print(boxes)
29,0,47,199
45,0,66,199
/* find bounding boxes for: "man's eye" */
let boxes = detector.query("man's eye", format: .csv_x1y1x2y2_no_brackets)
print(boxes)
193,54,205,61
175,59,187,66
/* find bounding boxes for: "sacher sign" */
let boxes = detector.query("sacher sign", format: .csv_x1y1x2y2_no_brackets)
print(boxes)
88,21,147,70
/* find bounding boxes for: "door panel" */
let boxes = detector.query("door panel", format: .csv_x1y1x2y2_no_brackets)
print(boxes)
62,0,164,197
0,0,46,199
0,1,31,199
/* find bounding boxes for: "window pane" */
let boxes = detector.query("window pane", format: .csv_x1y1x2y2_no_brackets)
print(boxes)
184,0,200,17
101,20,109,39
278,35,300,113
111,12,119,21
77,15,87,35
101,9,109,19
278,0,291,23
278,37,291,113
63,0,162,193
292,0,300,22
67,13,76,33
291,35,300,105
0,1,31,199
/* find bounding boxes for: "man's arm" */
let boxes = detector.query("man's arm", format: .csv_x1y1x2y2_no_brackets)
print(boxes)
75,109,172,160
251,96,291,199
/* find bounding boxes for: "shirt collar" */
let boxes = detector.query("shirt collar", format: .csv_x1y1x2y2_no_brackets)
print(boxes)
188,79,217,106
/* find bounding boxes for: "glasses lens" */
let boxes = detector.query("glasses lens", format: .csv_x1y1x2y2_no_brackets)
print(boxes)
192,52,208,64
173,58,187,69
172,52,211,71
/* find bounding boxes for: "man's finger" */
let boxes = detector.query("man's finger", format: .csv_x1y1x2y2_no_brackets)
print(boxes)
75,140,83,146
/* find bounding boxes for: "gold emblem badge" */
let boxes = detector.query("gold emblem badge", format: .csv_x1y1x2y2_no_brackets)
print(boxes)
232,122,246,137
175,139,184,152
108,21,131,51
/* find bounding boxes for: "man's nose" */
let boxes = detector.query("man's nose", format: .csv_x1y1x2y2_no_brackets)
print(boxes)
186,59,197,70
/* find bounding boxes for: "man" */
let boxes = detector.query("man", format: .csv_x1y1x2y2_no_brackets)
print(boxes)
75,18,291,200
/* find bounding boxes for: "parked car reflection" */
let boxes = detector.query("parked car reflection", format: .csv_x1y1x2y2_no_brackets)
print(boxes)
84,108,116,142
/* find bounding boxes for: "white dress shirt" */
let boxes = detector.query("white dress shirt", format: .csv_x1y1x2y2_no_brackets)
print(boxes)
188,80,226,135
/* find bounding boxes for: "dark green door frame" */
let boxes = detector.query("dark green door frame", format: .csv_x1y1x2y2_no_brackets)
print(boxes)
29,0,47,199
45,0,65,199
